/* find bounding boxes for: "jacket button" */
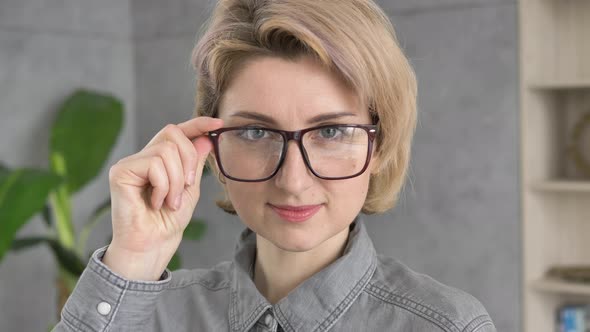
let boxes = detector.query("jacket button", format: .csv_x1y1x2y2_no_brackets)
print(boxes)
97,301,112,316
264,313,274,326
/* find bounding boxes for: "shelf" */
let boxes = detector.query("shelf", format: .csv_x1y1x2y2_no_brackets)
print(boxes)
528,81,590,91
529,180,590,193
530,278,590,297
521,0,590,330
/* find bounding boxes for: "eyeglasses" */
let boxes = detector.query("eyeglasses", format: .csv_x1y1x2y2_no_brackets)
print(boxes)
206,123,378,182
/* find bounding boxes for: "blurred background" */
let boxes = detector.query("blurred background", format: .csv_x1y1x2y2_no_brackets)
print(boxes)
0,0,519,331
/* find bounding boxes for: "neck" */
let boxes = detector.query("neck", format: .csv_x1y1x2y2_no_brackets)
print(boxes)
253,226,350,305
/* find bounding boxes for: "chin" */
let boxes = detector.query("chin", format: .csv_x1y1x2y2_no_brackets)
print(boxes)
272,240,318,253
266,230,322,253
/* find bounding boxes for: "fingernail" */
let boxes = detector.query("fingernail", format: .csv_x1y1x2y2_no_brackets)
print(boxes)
174,195,182,210
187,171,195,186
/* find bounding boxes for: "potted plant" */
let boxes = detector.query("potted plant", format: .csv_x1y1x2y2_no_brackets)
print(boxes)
0,89,207,328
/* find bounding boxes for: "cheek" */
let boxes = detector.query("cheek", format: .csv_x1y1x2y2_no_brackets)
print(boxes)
324,174,371,202
225,182,266,211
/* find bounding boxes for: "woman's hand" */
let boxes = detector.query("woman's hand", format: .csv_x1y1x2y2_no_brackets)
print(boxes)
102,116,223,281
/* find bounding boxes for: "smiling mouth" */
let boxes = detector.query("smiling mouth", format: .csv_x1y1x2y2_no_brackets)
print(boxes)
268,203,323,223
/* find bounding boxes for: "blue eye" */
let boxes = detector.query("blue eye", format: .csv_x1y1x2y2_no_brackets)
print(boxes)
319,127,340,139
236,128,268,141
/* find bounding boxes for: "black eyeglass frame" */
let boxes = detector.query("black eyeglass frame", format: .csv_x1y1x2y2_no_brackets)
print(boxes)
206,123,378,182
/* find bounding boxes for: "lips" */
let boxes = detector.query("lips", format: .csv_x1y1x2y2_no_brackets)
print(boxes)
268,204,323,223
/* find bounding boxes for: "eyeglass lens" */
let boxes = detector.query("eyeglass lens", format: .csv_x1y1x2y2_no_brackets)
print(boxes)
216,125,369,180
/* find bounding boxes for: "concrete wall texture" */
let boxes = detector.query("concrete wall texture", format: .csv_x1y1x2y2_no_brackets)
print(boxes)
0,1,519,331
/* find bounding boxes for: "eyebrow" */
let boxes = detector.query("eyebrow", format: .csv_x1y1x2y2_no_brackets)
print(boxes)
230,111,358,126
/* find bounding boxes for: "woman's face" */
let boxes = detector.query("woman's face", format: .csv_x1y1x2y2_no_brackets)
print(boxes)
217,55,379,252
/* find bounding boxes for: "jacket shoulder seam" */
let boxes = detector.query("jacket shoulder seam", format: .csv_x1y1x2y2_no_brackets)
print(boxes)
365,282,462,332
462,314,494,332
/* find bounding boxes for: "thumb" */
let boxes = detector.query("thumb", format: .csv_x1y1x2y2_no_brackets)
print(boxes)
194,135,213,158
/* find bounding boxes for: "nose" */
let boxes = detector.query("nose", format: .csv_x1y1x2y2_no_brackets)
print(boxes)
273,140,315,194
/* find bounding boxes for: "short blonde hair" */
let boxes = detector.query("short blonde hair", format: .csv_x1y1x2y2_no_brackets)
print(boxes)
191,0,417,215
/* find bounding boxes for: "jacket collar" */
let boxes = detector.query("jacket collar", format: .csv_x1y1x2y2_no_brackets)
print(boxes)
229,215,377,332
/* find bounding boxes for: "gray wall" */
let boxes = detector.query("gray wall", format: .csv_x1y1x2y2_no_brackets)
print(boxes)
0,0,136,330
373,2,519,332
0,1,519,331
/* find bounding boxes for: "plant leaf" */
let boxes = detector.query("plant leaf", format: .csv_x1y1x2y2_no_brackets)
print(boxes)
167,252,181,271
50,89,124,194
9,236,85,277
41,204,52,227
183,219,207,241
77,197,111,257
11,236,50,251
0,169,62,262
47,239,86,276
48,174,75,248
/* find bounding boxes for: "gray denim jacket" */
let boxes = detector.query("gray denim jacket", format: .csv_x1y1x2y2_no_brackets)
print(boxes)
53,216,496,332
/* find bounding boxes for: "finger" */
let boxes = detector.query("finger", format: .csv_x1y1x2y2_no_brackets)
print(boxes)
127,141,187,210
150,124,200,186
119,136,197,203
193,135,213,186
109,156,169,210
183,135,214,205
177,116,223,140
144,118,223,186
157,141,186,211
146,157,170,210
145,117,222,149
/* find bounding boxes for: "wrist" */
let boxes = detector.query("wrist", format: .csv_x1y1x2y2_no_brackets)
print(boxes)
101,244,171,281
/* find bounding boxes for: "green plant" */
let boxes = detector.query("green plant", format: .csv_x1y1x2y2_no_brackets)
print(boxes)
0,89,207,324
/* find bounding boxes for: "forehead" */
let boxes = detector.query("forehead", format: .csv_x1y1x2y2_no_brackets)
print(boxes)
218,56,368,123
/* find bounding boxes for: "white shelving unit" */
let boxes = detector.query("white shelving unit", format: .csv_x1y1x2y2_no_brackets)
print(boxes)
520,0,590,331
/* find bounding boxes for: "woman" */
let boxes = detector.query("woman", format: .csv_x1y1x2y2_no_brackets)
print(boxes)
54,0,496,331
